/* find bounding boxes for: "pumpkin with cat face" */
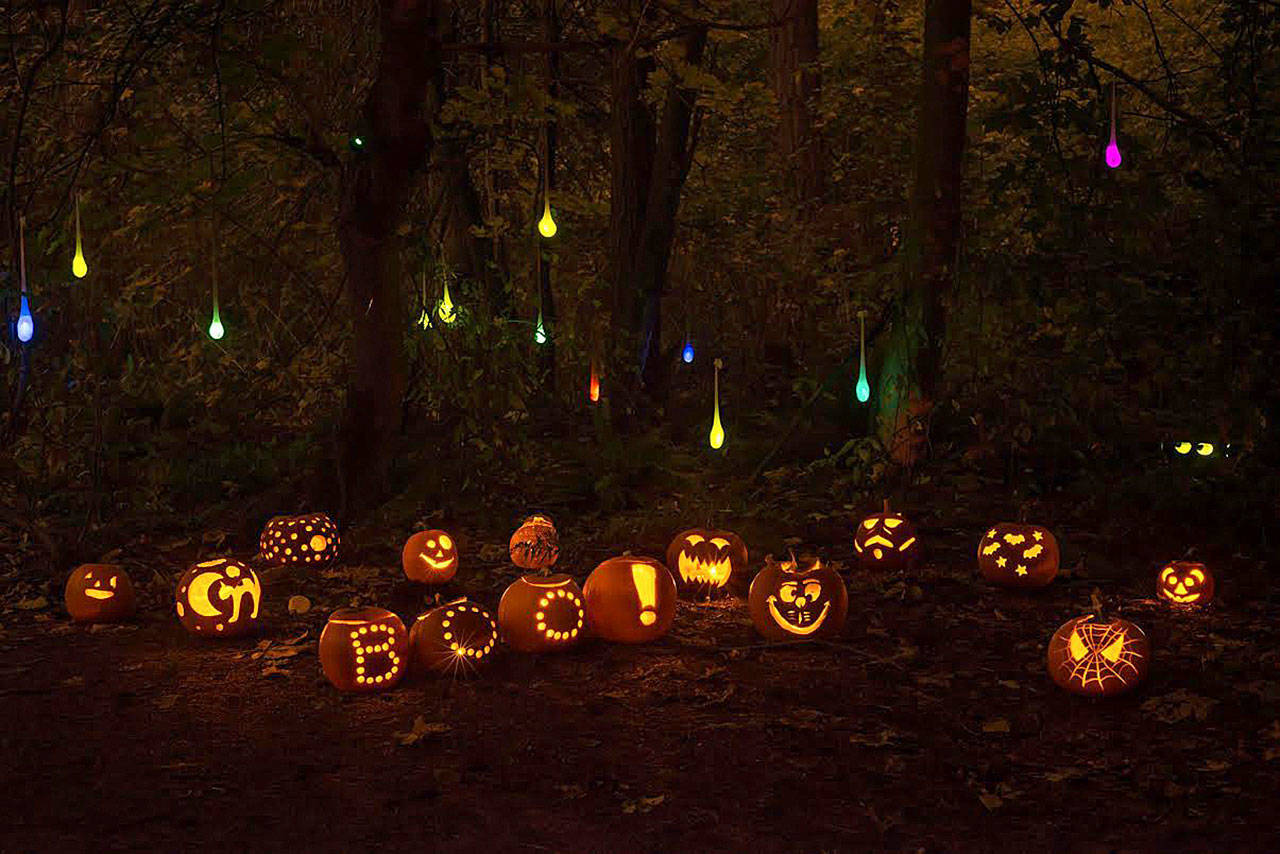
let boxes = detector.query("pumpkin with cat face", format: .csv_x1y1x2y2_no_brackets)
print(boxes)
748,557,847,641
666,528,747,597
977,523,1059,589
65,564,136,623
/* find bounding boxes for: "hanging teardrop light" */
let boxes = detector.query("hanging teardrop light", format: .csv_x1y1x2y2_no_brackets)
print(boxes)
71,193,88,279
588,360,600,403
437,276,457,325
16,217,34,343
855,310,870,403
709,358,725,450
534,308,547,344
1105,82,1122,169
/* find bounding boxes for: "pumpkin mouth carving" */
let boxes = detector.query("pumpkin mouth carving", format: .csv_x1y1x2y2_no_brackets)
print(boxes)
419,553,454,571
766,596,830,636
85,587,115,600
677,552,731,583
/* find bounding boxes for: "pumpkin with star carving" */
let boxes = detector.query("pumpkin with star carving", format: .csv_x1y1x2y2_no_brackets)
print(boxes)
977,523,1058,589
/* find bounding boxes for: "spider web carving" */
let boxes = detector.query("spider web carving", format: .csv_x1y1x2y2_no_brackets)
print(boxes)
1053,620,1146,691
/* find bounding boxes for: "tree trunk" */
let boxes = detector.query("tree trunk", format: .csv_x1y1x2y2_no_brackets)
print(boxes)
608,27,707,419
875,0,970,465
771,0,823,210
336,0,442,516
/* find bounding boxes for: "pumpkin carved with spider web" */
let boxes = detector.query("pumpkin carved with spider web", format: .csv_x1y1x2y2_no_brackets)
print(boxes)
1047,615,1149,697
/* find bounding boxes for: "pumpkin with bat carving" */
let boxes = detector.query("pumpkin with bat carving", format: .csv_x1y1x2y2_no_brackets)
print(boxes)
402,529,459,584
1047,614,1149,697
853,501,919,571
319,606,407,692
748,556,848,641
411,598,498,675
498,573,584,652
1157,561,1214,606
65,564,136,623
665,528,747,597
175,558,262,637
509,514,560,570
977,523,1059,588
258,513,339,568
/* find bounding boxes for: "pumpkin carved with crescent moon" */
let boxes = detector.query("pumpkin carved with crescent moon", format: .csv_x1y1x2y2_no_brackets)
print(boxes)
175,558,262,637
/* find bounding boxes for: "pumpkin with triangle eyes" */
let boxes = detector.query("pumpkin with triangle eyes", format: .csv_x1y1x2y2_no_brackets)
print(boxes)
402,529,459,584
1047,614,1149,697
665,528,747,597
853,501,919,571
65,564,136,623
748,557,848,641
977,523,1059,589
258,513,339,568
509,514,560,570
1157,561,1214,606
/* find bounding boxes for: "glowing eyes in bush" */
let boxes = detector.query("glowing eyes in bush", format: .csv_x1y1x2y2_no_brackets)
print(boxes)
1171,442,1221,457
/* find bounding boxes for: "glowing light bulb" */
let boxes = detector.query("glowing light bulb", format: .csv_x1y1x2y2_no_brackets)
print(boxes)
208,306,224,340
855,311,870,403
682,341,694,364
856,365,870,403
1105,138,1122,169
537,199,557,239
16,294,34,343
709,358,725,450
534,310,547,344
589,363,600,403
437,279,456,325
72,196,88,278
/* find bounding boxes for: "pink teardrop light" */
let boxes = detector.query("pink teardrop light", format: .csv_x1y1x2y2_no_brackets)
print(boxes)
1105,138,1122,169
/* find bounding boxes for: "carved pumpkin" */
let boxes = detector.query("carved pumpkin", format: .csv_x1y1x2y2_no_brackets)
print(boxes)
411,598,498,676
853,501,919,571
977,523,1059,588
509,514,560,570
319,606,407,692
583,557,677,643
401,529,459,584
748,556,848,641
65,564,136,623
258,513,339,568
175,558,262,637
498,573,584,652
1157,561,1214,606
665,529,747,597
1047,614,1149,697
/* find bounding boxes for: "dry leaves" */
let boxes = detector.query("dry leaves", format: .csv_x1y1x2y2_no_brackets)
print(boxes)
1141,690,1218,724
395,715,452,746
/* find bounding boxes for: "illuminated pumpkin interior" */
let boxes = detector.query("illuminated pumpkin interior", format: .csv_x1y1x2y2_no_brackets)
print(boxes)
331,615,403,687
1055,618,1147,693
175,559,262,635
1158,562,1213,605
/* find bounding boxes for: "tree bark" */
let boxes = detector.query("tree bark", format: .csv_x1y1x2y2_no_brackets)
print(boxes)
336,0,442,516
608,27,707,418
771,0,824,210
875,0,970,464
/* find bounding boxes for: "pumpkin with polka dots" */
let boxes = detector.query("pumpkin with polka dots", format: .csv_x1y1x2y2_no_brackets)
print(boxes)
258,513,339,568
411,598,498,676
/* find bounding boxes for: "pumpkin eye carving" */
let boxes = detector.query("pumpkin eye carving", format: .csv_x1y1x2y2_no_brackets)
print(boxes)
778,583,798,603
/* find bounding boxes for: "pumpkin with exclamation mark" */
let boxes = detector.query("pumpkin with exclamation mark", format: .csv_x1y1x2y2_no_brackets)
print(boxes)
583,557,677,643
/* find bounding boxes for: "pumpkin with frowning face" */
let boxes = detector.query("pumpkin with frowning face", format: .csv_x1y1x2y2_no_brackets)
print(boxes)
977,523,1059,589
509,514,560,570
411,598,498,676
175,558,262,637
402,529,459,584
258,513,339,568
498,573,584,652
1157,561,1214,606
65,564,136,623
319,606,407,692
854,501,919,571
665,529,747,597
1047,614,1149,697
748,557,847,641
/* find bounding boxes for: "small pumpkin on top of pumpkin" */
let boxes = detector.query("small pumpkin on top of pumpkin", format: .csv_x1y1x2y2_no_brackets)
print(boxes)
509,514,560,570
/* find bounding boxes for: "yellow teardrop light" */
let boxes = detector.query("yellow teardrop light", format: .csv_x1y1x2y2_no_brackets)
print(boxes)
537,199,557,239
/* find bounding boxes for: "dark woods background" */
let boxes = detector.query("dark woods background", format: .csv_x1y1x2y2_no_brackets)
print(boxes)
3,0,1278,572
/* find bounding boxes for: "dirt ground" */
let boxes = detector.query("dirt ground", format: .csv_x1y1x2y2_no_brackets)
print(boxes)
4,473,1279,852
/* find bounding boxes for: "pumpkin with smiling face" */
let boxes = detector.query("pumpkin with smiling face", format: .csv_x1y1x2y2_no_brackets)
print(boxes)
509,514,560,570
65,564,136,623
498,573,584,652
259,513,339,568
402,529,459,584
748,557,847,641
1047,614,1150,697
665,529,747,598
977,523,1059,589
854,501,919,571
1157,561,1214,606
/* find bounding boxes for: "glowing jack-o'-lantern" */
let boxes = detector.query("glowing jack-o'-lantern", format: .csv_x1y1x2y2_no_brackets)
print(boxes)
411,598,498,676
65,564,136,623
509,514,560,570
583,557,677,643
258,513,339,568
853,501,919,571
319,606,407,692
1047,614,1150,697
401,529,459,584
977,523,1059,589
665,529,747,597
1157,561,1214,606
748,556,848,641
498,573,584,652
175,558,262,637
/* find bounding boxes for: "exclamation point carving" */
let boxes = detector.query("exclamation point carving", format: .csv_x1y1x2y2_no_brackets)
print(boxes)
631,564,658,626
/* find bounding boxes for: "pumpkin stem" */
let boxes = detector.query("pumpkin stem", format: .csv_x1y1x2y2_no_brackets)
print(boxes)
882,498,891,514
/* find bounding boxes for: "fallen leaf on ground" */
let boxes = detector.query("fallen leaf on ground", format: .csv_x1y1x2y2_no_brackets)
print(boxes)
396,715,452,746
983,718,1010,733
288,595,311,615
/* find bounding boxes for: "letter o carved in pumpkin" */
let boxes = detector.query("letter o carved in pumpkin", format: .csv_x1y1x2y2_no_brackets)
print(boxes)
498,573,584,652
